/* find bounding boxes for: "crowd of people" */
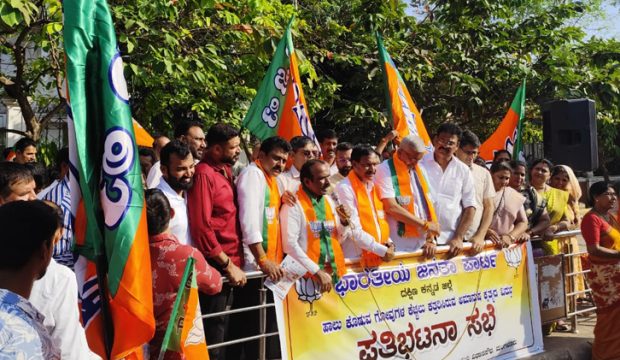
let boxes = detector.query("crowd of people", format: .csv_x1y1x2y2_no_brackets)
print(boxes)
0,120,619,360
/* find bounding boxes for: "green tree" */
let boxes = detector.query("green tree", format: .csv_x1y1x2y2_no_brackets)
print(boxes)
0,0,64,141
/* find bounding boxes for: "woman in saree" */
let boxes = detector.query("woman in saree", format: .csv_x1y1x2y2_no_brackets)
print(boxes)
549,165,586,304
581,181,620,360
487,162,528,247
528,159,571,254
509,160,550,241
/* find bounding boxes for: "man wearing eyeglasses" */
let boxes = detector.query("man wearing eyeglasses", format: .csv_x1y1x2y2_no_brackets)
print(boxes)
455,130,495,255
420,123,476,258
277,136,319,194
374,135,440,257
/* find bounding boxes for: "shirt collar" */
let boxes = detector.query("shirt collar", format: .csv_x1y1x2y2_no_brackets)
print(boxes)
290,166,300,178
158,178,184,199
0,289,45,324
149,232,179,244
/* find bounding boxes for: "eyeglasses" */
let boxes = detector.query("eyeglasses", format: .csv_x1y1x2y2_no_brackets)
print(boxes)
301,150,319,158
602,192,617,197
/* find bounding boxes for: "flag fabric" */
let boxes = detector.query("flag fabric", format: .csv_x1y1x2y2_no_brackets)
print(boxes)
64,0,155,358
133,119,154,148
479,80,527,162
242,17,318,146
158,258,210,360
377,33,433,151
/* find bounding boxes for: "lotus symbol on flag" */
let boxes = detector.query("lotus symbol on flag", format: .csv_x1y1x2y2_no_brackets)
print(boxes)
185,306,206,346
503,245,523,269
295,278,321,317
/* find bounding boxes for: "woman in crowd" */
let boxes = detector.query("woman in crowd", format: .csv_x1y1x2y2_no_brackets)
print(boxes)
509,160,550,240
487,162,528,247
549,165,586,307
529,159,571,254
581,182,620,360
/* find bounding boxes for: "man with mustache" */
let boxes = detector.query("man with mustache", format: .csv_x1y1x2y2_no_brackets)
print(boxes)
157,140,195,245
187,123,245,360
281,159,356,293
455,130,496,255
317,128,339,176
420,123,476,258
235,136,291,359
375,135,440,257
328,142,353,186
237,136,291,278
334,145,395,265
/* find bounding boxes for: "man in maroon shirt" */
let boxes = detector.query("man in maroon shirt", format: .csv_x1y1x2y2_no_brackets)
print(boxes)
187,123,246,360
145,189,222,359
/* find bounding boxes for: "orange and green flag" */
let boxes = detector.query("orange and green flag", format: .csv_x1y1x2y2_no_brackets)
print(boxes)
242,17,318,146
377,33,432,150
158,258,210,360
64,0,155,357
480,80,527,162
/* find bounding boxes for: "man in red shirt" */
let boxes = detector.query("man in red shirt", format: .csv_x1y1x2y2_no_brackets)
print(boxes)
187,123,246,360
145,189,222,359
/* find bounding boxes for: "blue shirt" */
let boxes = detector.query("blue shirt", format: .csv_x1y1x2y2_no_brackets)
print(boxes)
0,289,60,359
40,176,76,268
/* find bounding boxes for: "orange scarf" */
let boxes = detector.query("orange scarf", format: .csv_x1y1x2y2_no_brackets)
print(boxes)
388,153,437,237
297,187,346,283
347,172,389,268
255,161,283,263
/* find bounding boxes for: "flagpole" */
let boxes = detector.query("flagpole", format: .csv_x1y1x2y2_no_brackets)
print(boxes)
96,251,115,359
238,126,253,162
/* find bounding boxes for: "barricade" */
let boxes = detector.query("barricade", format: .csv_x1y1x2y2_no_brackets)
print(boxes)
201,236,596,358
530,229,597,333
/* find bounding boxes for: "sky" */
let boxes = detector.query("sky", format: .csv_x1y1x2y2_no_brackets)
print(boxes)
406,2,620,40
581,2,620,39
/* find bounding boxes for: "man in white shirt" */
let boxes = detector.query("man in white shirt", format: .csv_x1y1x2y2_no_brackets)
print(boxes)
156,140,195,245
455,130,495,254
147,120,204,188
420,123,476,257
280,159,355,293
316,128,339,176
277,136,318,194
374,135,440,257
237,136,291,279
328,142,353,186
335,145,395,263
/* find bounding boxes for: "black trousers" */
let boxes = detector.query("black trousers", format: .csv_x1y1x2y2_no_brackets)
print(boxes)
200,279,281,360
200,284,234,360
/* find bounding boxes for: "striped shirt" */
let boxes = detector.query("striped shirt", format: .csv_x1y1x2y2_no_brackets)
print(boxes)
39,177,75,268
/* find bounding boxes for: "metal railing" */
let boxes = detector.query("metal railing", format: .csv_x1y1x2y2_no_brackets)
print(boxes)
200,271,276,359
531,229,597,333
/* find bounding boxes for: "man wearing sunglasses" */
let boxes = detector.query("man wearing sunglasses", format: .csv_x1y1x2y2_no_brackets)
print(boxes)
277,136,319,194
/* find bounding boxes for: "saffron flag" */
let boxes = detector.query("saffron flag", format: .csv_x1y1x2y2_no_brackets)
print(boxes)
377,33,432,150
64,0,155,358
242,17,318,146
158,258,209,360
479,80,527,162
133,119,154,148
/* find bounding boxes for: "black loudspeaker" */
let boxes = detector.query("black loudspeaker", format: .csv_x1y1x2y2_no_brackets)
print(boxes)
542,99,598,172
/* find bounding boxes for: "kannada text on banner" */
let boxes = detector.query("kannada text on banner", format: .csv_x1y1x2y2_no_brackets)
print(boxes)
275,242,544,360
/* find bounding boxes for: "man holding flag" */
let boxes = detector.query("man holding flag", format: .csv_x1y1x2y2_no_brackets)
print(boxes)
64,0,155,357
